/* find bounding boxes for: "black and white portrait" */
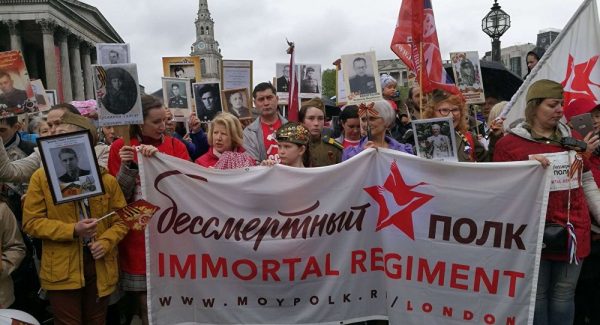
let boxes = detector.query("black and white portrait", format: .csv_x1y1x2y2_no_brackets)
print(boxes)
276,63,291,93
341,51,382,104
45,89,57,107
93,64,143,126
38,130,104,204
222,88,251,119
96,43,131,65
299,64,321,96
170,64,197,83
412,117,458,162
101,67,138,114
193,82,222,122
163,77,192,120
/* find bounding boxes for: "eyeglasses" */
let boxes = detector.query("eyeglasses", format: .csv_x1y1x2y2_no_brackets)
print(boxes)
437,108,461,116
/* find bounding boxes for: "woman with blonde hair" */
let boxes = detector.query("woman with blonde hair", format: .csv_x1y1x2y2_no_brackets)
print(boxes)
424,90,503,162
195,112,253,168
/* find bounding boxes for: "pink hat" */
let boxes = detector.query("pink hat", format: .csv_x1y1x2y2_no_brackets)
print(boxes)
564,98,600,122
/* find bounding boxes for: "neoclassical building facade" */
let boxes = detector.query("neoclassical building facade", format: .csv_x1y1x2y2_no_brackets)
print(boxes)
0,0,123,103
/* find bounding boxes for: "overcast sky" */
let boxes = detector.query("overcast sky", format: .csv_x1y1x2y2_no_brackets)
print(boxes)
83,0,584,94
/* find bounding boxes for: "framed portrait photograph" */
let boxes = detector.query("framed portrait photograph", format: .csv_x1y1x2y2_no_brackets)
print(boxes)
412,117,458,162
0,50,37,117
275,63,298,103
45,90,57,107
450,51,485,104
163,77,192,121
222,88,251,120
37,130,105,204
341,51,382,105
162,56,201,84
93,63,143,126
193,82,222,122
96,43,131,65
299,64,321,98
221,60,253,101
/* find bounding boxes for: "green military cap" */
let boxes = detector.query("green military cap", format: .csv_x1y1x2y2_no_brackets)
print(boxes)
526,79,563,103
276,122,309,145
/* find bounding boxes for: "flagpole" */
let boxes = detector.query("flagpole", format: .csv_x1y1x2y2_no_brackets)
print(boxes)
419,41,424,119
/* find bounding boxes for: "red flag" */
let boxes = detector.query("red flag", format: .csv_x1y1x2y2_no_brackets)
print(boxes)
112,199,160,231
390,0,459,94
286,41,299,121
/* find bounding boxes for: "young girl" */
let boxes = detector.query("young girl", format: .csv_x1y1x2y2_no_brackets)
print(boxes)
261,122,310,168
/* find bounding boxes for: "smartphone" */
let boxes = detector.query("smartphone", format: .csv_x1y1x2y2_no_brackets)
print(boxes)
367,124,373,141
570,113,595,137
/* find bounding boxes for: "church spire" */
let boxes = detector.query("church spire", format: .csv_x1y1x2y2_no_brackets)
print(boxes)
191,0,222,80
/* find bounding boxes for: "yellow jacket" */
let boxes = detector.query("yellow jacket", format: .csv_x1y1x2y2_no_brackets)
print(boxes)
23,168,128,297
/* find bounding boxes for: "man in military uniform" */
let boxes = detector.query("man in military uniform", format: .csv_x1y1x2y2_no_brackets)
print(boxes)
0,71,28,111
299,97,342,167
168,83,187,108
276,65,290,93
349,57,376,95
301,67,319,93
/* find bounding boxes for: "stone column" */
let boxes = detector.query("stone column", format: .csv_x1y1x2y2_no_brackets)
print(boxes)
80,44,93,100
6,20,23,53
56,30,73,102
37,19,58,91
69,36,84,101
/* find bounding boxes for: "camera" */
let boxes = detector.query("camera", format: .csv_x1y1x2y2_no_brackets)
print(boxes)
559,137,587,152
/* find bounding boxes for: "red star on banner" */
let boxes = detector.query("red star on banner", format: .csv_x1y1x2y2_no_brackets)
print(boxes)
561,54,600,104
363,161,433,239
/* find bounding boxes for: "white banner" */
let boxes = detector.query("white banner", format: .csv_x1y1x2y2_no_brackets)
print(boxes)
503,0,600,126
139,149,550,325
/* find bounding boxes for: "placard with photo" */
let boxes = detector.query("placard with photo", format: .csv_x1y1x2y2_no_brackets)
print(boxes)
222,88,251,120
450,51,485,104
37,130,105,204
30,79,51,111
93,63,143,126
193,82,222,122
412,117,458,162
163,77,192,121
96,43,131,64
45,90,57,107
0,50,37,117
275,63,298,103
299,64,321,99
162,56,201,85
221,60,253,101
341,51,382,104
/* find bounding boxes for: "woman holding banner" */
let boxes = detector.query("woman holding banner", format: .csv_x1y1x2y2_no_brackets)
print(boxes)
108,95,190,325
195,112,253,168
494,80,600,325
341,100,413,161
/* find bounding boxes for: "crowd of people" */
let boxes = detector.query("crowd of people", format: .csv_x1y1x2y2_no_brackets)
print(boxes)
1,72,600,325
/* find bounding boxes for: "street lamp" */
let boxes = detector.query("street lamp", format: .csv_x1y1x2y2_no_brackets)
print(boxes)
482,0,511,63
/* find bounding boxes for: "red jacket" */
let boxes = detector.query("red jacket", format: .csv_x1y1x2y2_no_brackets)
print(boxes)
108,136,190,275
494,123,591,261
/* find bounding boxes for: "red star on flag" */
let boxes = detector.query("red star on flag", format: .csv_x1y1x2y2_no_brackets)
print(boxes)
363,161,433,239
561,54,600,103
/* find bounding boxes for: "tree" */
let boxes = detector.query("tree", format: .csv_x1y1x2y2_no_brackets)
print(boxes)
321,68,336,99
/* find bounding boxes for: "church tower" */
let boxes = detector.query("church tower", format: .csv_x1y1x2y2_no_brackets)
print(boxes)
190,0,222,80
